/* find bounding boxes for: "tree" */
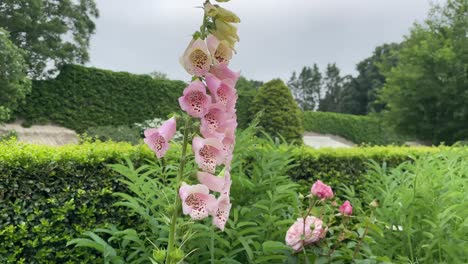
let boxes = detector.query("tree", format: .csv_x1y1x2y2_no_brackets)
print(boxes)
318,63,344,112
380,0,468,144
0,0,99,78
250,79,304,144
0,28,31,122
236,76,262,129
288,65,322,111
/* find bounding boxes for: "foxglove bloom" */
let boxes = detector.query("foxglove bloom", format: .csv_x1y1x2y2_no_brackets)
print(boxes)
180,38,212,76
192,136,227,173
339,200,353,216
179,183,217,220
143,117,177,158
207,34,233,65
200,103,237,139
311,180,334,200
197,170,231,195
285,216,324,252
179,80,211,118
206,74,238,113
212,193,232,231
210,64,240,83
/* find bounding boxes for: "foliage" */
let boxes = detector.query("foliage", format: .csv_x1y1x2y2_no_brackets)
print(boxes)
0,28,31,122
15,64,186,132
318,63,345,113
0,139,163,263
380,0,468,144
236,76,261,129
288,65,322,111
0,0,99,78
288,144,439,193
360,148,468,263
303,111,407,145
0,136,440,263
339,43,400,115
250,79,304,144
84,125,142,145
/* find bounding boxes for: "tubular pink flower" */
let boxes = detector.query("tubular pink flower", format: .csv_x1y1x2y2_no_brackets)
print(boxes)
339,200,353,216
180,38,212,76
206,75,238,113
179,80,211,118
197,170,231,194
212,193,232,231
143,117,177,158
192,136,227,173
311,180,334,200
179,183,217,220
200,103,229,139
285,216,324,252
210,64,240,83
207,34,233,65
221,125,236,167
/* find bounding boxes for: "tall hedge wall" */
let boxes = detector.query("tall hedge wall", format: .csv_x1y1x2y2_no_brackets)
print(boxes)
0,140,438,263
303,111,407,145
15,65,186,132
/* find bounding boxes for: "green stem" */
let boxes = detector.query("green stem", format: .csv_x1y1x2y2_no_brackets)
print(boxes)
353,211,372,259
165,116,192,264
210,225,215,264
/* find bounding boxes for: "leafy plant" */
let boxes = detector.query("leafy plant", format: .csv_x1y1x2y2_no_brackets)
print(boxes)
360,148,468,263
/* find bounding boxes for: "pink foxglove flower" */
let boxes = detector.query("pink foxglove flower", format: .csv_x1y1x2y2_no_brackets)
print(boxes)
192,136,227,173
339,200,353,216
210,63,240,83
207,34,233,65
212,193,232,231
206,74,238,113
143,117,177,158
221,125,236,167
197,170,231,195
311,180,334,200
179,80,211,118
179,183,217,220
285,216,324,252
180,38,212,76
200,103,229,139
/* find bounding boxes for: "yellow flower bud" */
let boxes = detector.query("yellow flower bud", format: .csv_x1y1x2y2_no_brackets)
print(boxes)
204,2,218,17
215,20,239,41
216,6,241,23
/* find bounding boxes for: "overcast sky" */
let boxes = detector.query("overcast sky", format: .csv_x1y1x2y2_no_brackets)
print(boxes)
87,0,436,82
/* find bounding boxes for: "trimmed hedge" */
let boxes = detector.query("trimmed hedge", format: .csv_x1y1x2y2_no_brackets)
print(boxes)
0,139,439,263
303,111,406,145
15,64,186,132
0,140,159,263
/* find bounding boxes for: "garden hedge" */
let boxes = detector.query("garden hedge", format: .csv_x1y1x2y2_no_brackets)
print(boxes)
303,111,406,145
15,64,186,132
0,140,438,263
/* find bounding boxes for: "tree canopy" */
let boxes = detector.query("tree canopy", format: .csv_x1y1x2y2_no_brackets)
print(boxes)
0,0,99,78
380,0,468,144
0,28,31,122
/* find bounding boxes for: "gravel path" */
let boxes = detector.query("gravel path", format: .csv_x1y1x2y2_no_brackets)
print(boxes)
0,122,78,146
303,132,355,149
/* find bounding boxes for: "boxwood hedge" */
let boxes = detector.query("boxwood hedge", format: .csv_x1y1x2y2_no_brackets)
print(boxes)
15,64,186,132
0,139,437,263
303,111,407,145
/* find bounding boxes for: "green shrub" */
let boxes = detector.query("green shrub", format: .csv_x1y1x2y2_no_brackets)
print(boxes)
236,76,260,129
303,111,407,145
0,137,440,263
15,64,186,132
84,125,142,145
359,148,468,263
0,28,31,122
0,139,163,263
250,79,304,144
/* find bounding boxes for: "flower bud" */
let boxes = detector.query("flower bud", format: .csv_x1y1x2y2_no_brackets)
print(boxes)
153,248,166,263
204,2,218,17
215,6,241,23
168,248,185,263
370,199,379,208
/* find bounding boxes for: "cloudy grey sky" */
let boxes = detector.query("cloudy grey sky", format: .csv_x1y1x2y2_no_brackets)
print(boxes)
87,0,436,82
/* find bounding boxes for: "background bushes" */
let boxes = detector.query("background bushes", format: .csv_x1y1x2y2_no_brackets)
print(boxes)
303,111,407,145
250,79,304,143
15,65,186,132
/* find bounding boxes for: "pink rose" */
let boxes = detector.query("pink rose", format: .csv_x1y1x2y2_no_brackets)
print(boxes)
310,180,334,200
339,200,353,216
285,216,324,252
